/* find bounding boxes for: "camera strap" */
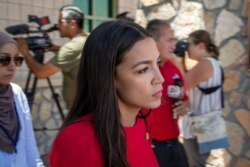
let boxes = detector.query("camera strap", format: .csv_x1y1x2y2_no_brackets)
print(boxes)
197,66,224,108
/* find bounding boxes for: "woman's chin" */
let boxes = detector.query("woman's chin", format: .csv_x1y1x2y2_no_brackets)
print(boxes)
145,100,161,109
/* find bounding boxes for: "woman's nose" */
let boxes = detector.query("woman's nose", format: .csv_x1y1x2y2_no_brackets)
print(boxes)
155,68,164,84
7,59,17,69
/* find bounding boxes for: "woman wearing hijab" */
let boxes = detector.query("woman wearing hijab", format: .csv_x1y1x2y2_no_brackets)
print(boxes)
0,31,44,167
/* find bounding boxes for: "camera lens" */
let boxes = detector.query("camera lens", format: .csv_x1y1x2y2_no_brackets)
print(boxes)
174,40,188,57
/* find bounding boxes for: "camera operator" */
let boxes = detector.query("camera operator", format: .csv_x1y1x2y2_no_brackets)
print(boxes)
146,19,189,167
17,5,87,109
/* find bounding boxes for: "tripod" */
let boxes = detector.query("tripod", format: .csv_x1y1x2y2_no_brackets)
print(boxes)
24,50,65,130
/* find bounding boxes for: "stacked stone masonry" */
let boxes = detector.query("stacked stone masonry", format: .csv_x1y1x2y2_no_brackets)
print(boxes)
136,0,250,166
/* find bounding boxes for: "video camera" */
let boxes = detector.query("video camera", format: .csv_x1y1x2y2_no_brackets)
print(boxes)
5,15,58,53
174,40,189,57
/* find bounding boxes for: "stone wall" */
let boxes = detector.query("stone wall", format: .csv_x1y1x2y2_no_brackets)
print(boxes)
117,0,139,16
135,0,250,166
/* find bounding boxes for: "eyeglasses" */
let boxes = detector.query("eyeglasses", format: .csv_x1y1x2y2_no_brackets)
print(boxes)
58,19,71,24
0,53,24,66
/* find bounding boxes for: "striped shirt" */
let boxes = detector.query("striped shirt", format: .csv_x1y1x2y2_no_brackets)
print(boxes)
179,57,223,139
189,57,223,116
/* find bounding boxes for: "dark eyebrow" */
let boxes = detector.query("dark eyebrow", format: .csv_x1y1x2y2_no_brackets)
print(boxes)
131,55,161,69
0,53,20,57
132,60,151,69
0,53,9,56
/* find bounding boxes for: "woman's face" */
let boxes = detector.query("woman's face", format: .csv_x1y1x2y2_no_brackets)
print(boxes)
187,38,197,60
187,37,203,60
115,37,164,113
0,43,19,86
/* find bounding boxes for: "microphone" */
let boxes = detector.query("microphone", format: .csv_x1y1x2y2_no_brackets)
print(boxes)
167,76,183,100
5,24,30,35
167,74,183,119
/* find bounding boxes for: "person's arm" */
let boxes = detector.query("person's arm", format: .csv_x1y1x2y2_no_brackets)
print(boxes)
184,59,213,90
16,38,60,79
48,44,60,54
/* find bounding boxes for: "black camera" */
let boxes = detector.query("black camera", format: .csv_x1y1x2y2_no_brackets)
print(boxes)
174,40,189,57
5,15,57,53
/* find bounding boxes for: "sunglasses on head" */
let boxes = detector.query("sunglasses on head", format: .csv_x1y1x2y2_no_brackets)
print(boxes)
0,53,24,66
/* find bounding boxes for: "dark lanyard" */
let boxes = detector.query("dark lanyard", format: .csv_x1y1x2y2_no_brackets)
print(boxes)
138,109,152,141
0,103,20,153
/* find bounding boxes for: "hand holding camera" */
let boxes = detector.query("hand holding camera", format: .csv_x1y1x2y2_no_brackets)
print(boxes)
16,38,29,55
174,40,189,57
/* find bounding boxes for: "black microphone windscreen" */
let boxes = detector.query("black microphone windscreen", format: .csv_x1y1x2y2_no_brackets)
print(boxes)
5,24,29,35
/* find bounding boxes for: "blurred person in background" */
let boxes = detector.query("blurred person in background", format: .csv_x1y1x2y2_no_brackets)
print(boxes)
179,29,229,167
17,5,87,109
0,31,44,167
146,19,189,167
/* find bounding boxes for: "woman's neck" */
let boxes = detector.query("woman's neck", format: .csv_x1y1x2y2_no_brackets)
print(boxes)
117,98,141,127
197,50,211,61
120,107,140,127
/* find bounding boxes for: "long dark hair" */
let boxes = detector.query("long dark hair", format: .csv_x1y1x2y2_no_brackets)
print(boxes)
63,20,151,167
189,30,220,58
